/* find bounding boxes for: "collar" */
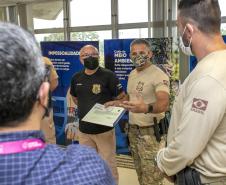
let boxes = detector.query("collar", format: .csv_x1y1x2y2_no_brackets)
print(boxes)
0,130,45,143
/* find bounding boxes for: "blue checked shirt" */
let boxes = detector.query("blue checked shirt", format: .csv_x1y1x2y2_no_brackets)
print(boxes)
0,131,115,185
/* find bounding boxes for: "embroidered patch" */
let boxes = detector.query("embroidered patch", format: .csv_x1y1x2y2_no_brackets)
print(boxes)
191,98,208,114
163,80,169,86
117,83,123,90
136,81,144,92
92,84,101,94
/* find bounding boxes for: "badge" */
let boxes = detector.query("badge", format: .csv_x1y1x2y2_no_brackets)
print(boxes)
92,84,101,94
163,80,169,86
136,81,144,92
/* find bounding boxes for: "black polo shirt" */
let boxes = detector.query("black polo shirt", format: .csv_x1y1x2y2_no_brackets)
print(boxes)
70,67,123,134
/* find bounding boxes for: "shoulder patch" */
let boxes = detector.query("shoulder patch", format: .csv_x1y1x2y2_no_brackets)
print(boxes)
191,98,208,114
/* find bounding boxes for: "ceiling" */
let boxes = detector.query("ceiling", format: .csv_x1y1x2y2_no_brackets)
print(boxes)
0,0,63,20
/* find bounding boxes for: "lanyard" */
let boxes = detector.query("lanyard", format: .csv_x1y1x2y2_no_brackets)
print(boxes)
0,138,46,155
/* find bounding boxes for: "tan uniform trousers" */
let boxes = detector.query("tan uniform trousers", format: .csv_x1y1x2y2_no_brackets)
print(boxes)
40,110,56,144
201,175,226,185
78,129,119,184
128,125,165,185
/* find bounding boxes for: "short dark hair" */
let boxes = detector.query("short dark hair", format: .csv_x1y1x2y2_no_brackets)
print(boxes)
130,39,152,51
178,0,221,34
0,22,45,126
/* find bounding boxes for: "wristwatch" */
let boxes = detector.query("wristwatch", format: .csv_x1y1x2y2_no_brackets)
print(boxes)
146,104,153,113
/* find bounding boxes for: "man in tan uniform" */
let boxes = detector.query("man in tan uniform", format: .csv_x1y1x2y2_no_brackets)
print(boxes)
120,39,170,185
156,0,226,184
41,57,58,144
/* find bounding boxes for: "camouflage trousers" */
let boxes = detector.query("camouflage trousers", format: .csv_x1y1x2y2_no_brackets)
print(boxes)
128,125,165,185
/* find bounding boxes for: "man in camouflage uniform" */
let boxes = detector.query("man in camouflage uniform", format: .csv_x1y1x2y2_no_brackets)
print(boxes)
121,39,170,185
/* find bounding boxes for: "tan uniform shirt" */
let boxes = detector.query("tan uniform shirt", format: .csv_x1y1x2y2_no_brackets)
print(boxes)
41,57,58,144
127,64,169,126
157,50,226,178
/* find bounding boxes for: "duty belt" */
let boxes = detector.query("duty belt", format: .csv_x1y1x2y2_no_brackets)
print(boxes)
128,124,155,136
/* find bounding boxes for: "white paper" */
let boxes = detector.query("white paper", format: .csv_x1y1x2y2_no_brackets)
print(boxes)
82,103,126,127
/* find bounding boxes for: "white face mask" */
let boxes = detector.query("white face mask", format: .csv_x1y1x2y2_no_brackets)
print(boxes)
179,26,193,56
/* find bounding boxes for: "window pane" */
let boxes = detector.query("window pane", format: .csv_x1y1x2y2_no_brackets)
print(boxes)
118,0,148,24
70,31,112,67
219,0,226,16
70,30,111,41
70,0,111,26
35,33,64,43
119,28,148,39
0,7,6,21
221,23,226,35
33,1,63,29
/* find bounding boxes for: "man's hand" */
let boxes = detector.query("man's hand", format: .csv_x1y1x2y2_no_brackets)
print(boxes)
105,92,128,107
155,163,175,183
104,100,121,107
65,122,79,140
120,93,148,113
164,175,176,183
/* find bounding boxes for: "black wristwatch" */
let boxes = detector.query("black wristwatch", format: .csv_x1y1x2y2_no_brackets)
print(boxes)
146,104,153,114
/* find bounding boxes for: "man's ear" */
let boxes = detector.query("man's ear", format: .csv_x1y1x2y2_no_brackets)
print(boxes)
37,82,50,106
79,56,84,65
186,23,194,35
148,50,153,59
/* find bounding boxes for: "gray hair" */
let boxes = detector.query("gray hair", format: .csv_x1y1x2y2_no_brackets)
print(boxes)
130,39,152,51
0,22,45,126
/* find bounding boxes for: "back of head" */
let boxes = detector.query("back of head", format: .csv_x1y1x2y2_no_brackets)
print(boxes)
178,0,221,34
0,22,45,127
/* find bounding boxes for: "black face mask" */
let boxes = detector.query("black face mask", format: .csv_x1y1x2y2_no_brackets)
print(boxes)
84,56,99,70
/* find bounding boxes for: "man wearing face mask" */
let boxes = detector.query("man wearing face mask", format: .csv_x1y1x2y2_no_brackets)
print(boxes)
70,45,126,184
156,0,226,184
118,39,170,185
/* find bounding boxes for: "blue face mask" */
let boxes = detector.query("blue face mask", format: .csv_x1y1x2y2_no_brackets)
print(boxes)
179,26,193,56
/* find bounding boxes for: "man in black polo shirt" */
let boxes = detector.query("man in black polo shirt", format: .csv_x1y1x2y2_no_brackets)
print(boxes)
70,45,126,184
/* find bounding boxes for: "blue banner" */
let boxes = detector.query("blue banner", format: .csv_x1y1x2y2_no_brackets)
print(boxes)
41,41,99,145
104,39,134,91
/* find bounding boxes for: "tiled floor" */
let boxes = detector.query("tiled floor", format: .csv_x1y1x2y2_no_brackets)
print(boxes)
118,167,173,185
118,167,139,185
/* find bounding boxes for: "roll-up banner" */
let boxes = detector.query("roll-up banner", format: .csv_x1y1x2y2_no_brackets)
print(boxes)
41,41,99,145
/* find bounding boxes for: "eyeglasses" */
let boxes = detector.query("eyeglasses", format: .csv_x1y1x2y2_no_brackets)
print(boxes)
80,53,99,58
